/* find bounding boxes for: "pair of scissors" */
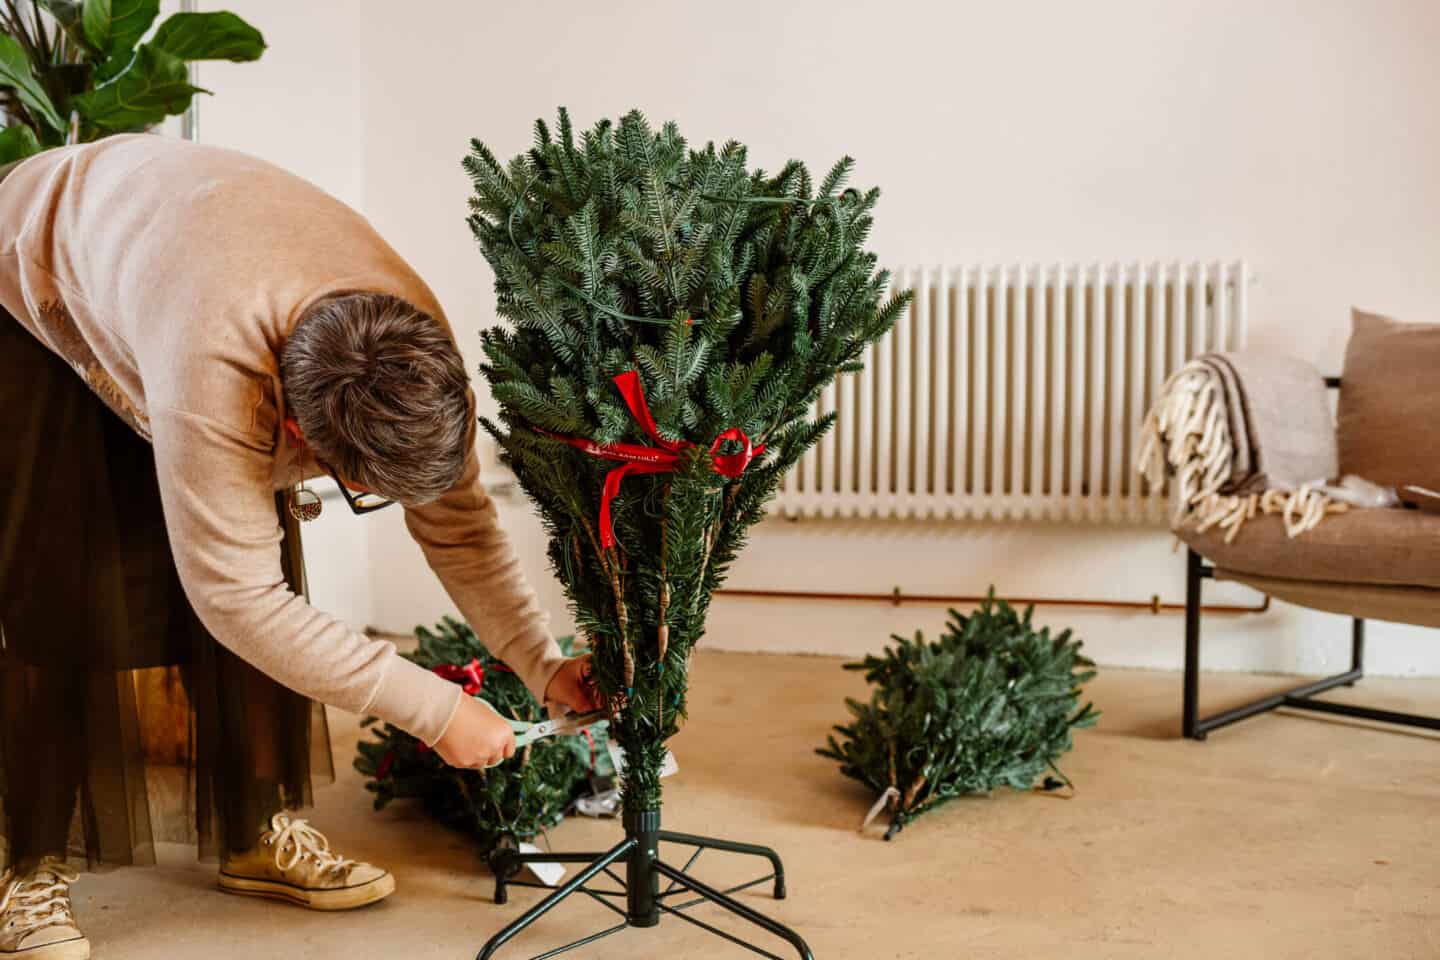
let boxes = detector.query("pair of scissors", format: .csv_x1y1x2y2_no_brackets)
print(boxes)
476,699,608,767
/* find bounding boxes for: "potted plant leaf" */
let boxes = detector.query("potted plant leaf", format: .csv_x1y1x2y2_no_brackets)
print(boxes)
0,0,265,164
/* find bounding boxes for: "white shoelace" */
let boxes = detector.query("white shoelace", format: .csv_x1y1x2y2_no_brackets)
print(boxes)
0,861,78,937
260,813,356,877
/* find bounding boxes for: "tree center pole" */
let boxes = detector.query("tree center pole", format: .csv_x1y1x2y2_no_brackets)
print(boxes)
624,808,661,927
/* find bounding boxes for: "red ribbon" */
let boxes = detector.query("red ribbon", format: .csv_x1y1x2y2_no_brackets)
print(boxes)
581,726,597,771
539,371,765,548
432,658,485,696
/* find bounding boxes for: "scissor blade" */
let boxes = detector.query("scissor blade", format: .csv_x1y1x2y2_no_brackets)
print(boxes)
513,711,603,749
536,710,607,740
524,719,562,740
562,709,608,729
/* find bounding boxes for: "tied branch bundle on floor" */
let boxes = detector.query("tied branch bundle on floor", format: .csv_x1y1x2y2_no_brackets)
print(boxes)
355,618,608,856
467,107,910,815
818,594,1100,840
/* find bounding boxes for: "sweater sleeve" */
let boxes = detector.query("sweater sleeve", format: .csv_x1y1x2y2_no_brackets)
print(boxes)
148,406,465,746
404,450,568,705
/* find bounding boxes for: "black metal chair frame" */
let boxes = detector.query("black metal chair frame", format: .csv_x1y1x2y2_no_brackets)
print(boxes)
475,809,812,960
1183,547,1440,739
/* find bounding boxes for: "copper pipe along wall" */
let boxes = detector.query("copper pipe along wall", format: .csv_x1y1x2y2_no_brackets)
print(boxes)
713,586,1270,616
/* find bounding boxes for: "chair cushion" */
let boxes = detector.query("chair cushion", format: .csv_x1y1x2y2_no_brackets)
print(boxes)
1177,506,1440,590
1338,308,1440,488
1214,572,1440,629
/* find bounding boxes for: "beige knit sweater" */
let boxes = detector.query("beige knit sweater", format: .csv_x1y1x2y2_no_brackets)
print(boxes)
0,135,565,746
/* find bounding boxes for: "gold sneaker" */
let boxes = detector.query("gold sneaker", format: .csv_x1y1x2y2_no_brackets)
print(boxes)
218,813,395,911
0,859,89,960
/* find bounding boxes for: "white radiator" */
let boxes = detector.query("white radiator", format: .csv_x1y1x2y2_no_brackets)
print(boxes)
774,262,1249,523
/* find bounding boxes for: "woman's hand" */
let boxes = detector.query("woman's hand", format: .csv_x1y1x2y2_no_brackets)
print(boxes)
433,694,516,769
545,655,601,714
435,655,597,768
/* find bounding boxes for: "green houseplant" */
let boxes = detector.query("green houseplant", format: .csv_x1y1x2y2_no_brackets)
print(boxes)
0,0,265,163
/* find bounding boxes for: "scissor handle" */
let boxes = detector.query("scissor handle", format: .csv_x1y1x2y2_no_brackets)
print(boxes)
473,699,533,767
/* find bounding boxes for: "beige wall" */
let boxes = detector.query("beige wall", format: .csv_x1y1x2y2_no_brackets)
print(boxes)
197,0,1440,676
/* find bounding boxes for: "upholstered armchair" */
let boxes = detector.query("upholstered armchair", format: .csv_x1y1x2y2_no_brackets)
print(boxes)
1148,309,1440,739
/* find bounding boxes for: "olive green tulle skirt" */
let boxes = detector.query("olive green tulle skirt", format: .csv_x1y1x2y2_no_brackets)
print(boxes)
0,316,333,871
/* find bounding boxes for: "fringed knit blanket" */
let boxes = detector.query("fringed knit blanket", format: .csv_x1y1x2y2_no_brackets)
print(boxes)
1137,352,1347,542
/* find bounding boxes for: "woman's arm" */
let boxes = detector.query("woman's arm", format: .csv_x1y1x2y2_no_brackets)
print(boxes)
148,406,466,746
403,449,569,703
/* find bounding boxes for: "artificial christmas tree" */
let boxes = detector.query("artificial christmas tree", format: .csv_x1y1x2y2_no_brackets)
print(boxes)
465,107,909,959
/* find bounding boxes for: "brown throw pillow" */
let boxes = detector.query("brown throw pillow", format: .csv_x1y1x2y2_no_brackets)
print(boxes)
1337,308,1440,488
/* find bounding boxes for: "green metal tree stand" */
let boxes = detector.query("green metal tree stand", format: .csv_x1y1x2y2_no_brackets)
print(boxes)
476,809,813,959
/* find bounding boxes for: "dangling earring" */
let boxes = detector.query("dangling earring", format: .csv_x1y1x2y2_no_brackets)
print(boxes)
287,439,322,522
289,481,322,522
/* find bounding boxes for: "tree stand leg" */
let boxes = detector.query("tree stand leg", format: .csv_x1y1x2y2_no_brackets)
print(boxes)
476,810,812,960
479,839,635,959
656,829,787,900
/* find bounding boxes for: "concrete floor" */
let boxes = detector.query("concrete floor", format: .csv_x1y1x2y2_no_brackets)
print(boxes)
74,651,1438,959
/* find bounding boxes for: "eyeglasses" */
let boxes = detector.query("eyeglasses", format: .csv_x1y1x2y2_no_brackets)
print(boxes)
318,459,396,515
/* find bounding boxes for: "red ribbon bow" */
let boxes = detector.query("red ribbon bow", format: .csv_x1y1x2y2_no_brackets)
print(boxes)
432,658,485,696
540,371,765,548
